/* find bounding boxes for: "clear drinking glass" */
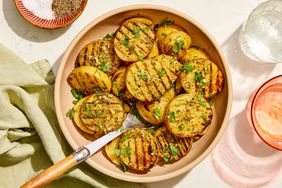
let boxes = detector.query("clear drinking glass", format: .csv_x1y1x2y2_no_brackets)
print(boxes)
239,0,282,63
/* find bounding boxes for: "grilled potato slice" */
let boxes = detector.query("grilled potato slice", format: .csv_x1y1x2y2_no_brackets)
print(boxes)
67,66,112,95
105,137,121,166
181,47,211,62
73,97,96,135
156,24,184,42
165,93,213,138
154,126,192,162
80,93,125,134
111,66,134,100
136,89,175,125
114,17,155,62
119,128,159,172
77,40,121,75
156,25,191,59
147,41,159,59
112,67,127,97
125,55,182,102
180,59,224,99
162,31,191,59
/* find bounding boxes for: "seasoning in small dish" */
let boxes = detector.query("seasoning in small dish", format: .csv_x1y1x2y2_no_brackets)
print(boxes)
15,0,87,29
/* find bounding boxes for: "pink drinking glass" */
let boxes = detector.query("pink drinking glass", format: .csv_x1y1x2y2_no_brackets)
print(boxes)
211,75,282,187
248,75,282,150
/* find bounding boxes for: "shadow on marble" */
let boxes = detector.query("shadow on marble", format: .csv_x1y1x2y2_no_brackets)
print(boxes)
51,53,63,76
2,0,69,42
145,171,189,188
222,25,276,101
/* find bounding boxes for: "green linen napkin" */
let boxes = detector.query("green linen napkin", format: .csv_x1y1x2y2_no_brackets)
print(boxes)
0,44,143,188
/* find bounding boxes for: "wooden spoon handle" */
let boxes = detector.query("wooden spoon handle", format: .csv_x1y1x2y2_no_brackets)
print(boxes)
21,154,77,188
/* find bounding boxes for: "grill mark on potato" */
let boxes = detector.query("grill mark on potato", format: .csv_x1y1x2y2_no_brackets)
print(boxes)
152,60,172,90
126,70,144,100
115,31,133,53
125,23,153,46
131,22,154,43
140,23,155,39
115,32,145,59
134,22,154,41
145,61,166,96
178,138,188,152
216,69,223,93
159,61,176,84
119,26,149,54
154,126,192,162
142,61,162,99
73,73,86,91
133,64,153,101
143,137,150,169
81,47,88,66
150,63,167,93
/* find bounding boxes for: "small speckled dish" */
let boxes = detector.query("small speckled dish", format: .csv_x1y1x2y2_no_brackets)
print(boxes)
14,0,88,29
55,5,232,182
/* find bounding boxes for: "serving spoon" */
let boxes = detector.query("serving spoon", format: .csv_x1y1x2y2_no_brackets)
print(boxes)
21,112,145,188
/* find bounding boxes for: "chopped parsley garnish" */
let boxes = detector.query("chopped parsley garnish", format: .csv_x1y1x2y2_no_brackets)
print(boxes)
132,26,141,38
93,87,101,94
88,111,94,118
137,72,148,81
122,37,129,47
138,55,144,61
71,89,83,100
97,120,103,128
96,110,102,116
158,68,166,77
72,100,78,105
114,149,121,157
178,124,184,131
195,72,203,83
120,124,125,132
183,63,193,73
169,112,176,122
100,62,110,72
66,108,74,118
172,40,185,53
162,154,170,162
208,99,215,106
161,17,174,27
113,82,120,96
103,32,115,40
122,147,131,156
144,27,149,32
84,103,91,111
120,134,130,142
149,126,157,133
197,95,206,107
169,143,179,156
201,113,207,120
199,80,205,87
93,101,97,106
153,108,161,120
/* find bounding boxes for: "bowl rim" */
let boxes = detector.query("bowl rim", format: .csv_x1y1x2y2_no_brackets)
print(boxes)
14,0,88,29
54,4,233,182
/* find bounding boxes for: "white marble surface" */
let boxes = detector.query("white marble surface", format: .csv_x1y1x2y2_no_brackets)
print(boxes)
1,0,282,187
